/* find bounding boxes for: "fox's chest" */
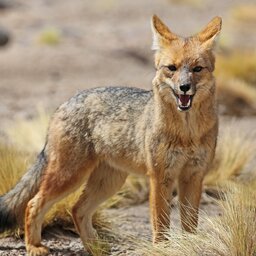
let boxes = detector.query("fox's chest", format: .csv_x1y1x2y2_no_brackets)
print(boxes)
150,135,211,172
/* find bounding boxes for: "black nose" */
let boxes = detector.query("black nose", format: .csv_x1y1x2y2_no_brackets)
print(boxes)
180,84,191,93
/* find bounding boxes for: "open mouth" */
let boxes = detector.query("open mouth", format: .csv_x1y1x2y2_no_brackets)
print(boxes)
172,91,194,111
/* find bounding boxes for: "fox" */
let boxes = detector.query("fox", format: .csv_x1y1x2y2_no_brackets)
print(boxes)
0,15,221,255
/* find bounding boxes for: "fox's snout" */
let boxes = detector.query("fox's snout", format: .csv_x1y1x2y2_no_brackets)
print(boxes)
176,67,194,96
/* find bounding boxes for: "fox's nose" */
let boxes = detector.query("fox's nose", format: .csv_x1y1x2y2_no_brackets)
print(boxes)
180,84,191,93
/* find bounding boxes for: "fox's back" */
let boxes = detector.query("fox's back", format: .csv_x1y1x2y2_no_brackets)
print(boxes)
55,86,152,125
47,87,153,162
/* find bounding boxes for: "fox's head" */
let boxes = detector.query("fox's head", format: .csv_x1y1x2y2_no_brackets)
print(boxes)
151,15,222,111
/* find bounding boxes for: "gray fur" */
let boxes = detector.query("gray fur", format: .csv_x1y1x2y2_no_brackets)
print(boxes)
0,86,152,232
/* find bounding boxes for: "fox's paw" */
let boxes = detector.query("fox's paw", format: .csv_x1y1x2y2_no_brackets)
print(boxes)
26,244,49,256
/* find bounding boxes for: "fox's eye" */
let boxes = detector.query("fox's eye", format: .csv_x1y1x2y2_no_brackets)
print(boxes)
167,65,177,71
193,66,203,72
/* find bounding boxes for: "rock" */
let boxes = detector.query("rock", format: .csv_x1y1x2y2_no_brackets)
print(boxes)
0,28,10,46
205,187,226,200
0,0,11,10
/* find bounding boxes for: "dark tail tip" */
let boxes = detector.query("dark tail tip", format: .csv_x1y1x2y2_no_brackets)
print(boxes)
0,196,17,233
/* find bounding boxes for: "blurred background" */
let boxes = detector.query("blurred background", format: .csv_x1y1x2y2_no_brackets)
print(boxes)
0,1,256,254
0,0,255,134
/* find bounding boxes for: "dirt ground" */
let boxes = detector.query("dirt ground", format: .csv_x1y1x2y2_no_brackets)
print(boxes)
0,0,255,255
0,193,222,256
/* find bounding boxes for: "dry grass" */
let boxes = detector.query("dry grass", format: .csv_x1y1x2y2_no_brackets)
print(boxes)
217,79,256,116
104,174,148,209
216,52,256,85
205,122,256,186
215,52,256,115
138,181,256,256
231,4,256,24
167,0,204,8
38,27,62,45
0,145,32,195
6,107,50,153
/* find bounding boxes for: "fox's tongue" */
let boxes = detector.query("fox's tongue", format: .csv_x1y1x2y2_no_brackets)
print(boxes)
179,95,190,106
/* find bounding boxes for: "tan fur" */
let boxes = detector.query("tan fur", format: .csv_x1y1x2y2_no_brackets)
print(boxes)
0,16,221,255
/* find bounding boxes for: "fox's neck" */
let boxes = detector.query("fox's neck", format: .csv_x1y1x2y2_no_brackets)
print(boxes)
152,85,218,137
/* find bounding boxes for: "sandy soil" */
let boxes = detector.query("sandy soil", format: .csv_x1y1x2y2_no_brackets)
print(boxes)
0,0,255,255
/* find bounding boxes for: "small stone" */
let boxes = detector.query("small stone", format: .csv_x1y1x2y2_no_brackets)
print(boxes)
0,28,10,46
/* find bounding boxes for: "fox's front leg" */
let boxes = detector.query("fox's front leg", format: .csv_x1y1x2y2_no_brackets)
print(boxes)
149,171,174,243
178,167,204,233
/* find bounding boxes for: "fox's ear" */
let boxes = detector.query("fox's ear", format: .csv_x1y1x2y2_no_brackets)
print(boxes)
197,16,222,50
151,15,178,50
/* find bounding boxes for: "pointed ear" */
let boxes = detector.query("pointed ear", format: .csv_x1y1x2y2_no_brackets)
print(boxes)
197,16,222,50
151,15,178,50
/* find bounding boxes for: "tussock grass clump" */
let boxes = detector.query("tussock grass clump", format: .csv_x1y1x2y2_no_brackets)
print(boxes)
0,145,33,237
0,144,32,195
104,175,148,209
217,79,256,116
215,52,256,115
138,182,256,256
231,4,256,24
6,107,50,153
220,183,256,256
216,52,256,85
168,0,203,8
205,123,256,186
38,27,61,46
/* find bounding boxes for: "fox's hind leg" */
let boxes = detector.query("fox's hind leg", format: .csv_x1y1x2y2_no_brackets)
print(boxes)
72,162,127,252
25,158,97,256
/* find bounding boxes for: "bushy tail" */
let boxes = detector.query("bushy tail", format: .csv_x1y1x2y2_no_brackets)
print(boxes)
0,149,47,232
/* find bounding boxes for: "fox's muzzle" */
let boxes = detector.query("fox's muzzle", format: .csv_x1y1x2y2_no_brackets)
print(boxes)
178,67,193,94
175,67,195,111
